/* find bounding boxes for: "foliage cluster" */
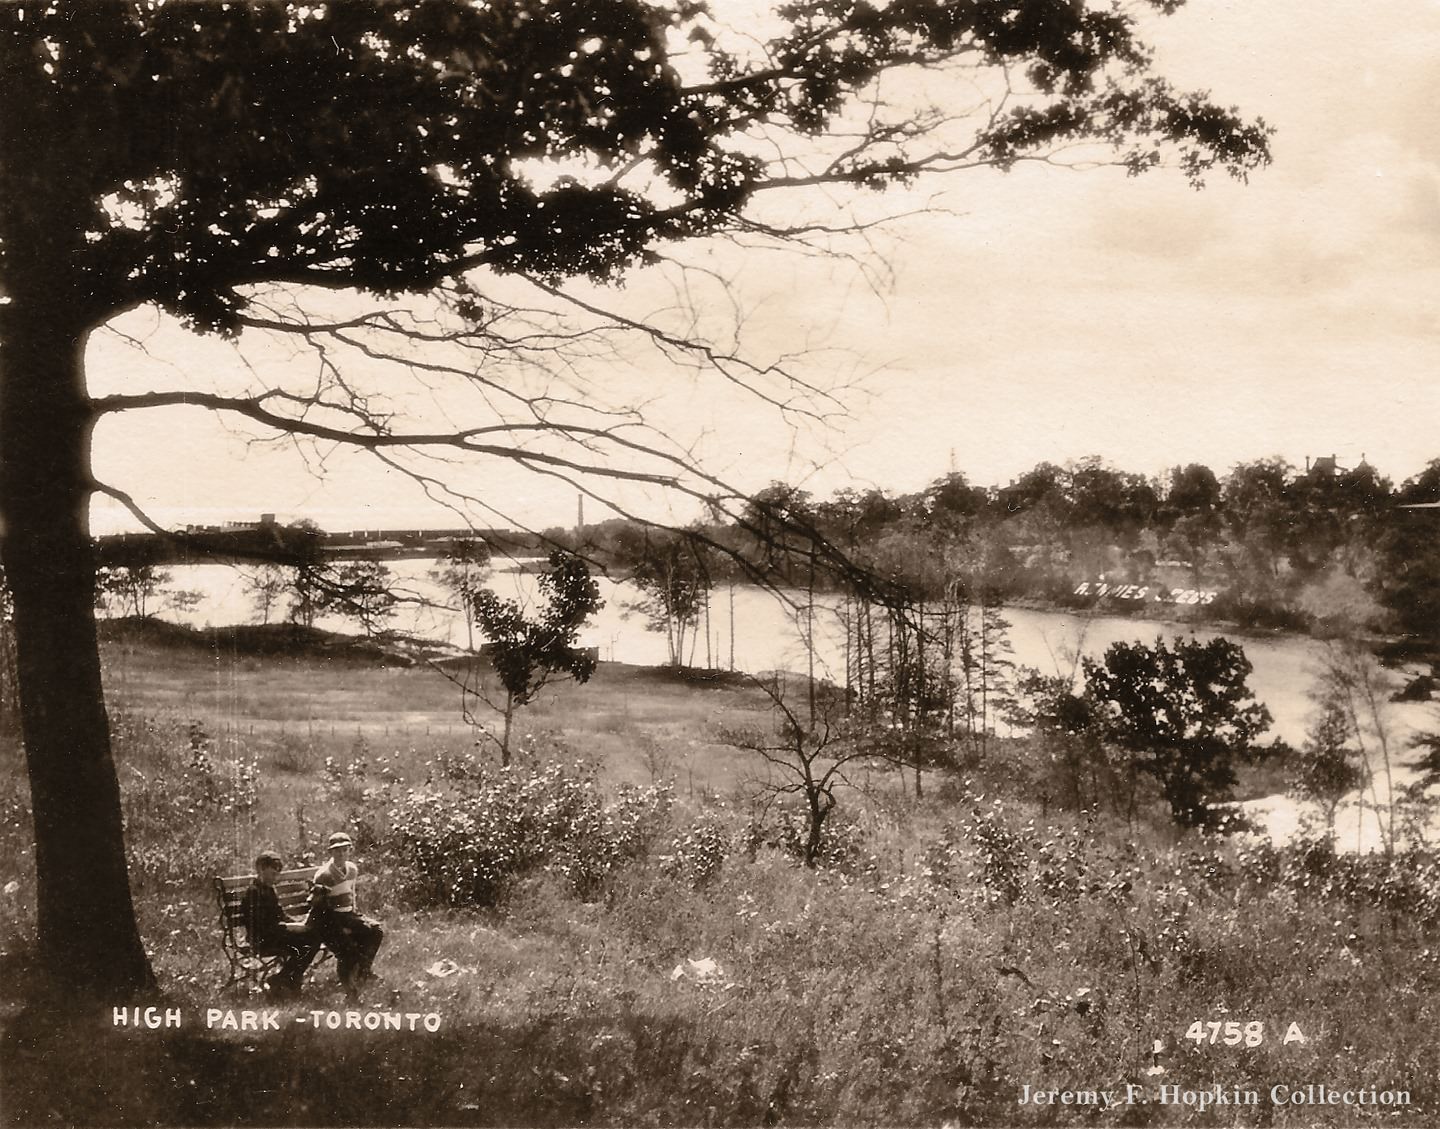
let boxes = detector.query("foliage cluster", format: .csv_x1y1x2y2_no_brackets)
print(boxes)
20,762,1440,1127
1083,635,1274,829
388,760,673,905
1000,635,1276,834
562,452,1440,641
464,551,603,762
110,714,259,891
249,559,399,636
1239,833,1440,926
660,810,733,890
10,632,1440,1125
745,804,875,875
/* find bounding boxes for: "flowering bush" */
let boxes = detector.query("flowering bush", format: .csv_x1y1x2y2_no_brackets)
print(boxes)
1236,834,1440,924
742,806,873,872
958,803,1029,906
662,812,732,889
388,761,673,906
322,747,375,803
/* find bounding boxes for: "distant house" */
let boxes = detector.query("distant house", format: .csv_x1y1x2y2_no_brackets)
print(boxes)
1304,453,1380,497
1305,453,1376,481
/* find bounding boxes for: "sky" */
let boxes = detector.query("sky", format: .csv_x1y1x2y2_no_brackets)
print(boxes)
87,0,1440,536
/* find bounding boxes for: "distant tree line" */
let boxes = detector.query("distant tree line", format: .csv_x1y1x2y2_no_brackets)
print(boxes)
556,454,1440,646
79,453,1440,654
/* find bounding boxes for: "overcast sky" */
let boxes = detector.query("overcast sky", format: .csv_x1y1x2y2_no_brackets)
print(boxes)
88,0,1440,535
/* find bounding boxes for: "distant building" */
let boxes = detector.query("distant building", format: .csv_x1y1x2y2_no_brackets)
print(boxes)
1304,453,1379,493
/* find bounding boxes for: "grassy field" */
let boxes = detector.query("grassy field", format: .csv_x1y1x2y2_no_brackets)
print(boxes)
4,622,1440,1126
99,617,767,792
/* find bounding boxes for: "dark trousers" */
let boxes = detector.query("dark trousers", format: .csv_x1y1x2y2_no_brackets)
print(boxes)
258,936,320,992
321,914,383,986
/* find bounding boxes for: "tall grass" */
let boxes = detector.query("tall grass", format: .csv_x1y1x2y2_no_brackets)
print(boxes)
4,631,1440,1124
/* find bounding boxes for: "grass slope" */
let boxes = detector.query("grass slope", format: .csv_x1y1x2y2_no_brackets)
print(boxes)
1,622,1438,1126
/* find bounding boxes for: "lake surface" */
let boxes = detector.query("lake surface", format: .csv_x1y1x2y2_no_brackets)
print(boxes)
150,558,1434,850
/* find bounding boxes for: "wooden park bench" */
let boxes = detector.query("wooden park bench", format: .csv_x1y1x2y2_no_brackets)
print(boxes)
214,867,332,992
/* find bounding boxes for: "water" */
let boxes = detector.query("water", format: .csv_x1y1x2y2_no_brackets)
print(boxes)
149,559,1434,849
151,559,1363,743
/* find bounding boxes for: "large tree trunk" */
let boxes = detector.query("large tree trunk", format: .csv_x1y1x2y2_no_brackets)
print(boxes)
0,306,155,998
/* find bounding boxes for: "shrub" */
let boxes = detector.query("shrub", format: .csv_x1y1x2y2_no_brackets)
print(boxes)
744,806,872,873
427,746,489,783
116,715,261,836
104,715,253,888
922,800,1114,914
606,781,675,860
662,812,732,889
267,734,319,775
1245,835,1440,924
958,804,1028,906
388,761,673,906
322,747,376,804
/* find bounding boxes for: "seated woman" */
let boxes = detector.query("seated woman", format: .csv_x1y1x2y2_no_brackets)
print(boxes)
310,831,384,1002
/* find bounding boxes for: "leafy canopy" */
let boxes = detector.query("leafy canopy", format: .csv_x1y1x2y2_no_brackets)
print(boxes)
1084,635,1272,828
469,550,603,707
1,0,1271,337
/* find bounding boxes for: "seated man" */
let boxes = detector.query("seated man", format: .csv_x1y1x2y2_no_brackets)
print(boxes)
241,850,319,997
310,831,384,1001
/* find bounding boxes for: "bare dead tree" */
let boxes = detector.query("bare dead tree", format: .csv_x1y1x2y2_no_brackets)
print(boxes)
721,674,874,868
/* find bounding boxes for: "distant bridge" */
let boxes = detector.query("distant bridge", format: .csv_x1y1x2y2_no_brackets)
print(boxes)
95,516,530,567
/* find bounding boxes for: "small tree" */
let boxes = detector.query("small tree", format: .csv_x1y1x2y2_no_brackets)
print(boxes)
243,563,288,625
956,594,1015,759
1084,636,1272,829
430,538,493,653
1290,684,1363,843
163,587,204,618
273,557,399,636
323,561,400,638
871,599,954,797
1011,667,1115,815
95,563,170,619
722,677,871,868
1314,641,1401,855
430,538,492,609
625,532,712,669
468,552,602,764
285,563,329,630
